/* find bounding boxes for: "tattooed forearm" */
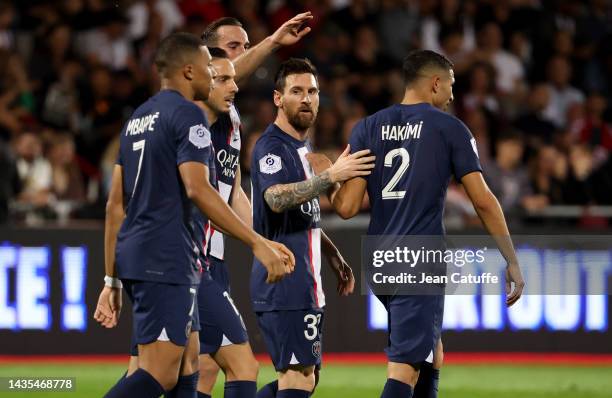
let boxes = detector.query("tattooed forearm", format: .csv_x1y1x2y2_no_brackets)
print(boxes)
264,171,333,213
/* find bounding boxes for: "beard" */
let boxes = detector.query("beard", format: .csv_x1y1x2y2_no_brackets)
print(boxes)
286,106,317,131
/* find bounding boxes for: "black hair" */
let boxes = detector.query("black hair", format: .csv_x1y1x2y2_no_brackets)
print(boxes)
208,47,228,59
154,32,203,77
201,17,243,46
402,50,453,86
274,58,318,92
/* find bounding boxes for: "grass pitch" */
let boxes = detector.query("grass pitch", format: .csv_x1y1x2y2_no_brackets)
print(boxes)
0,363,610,397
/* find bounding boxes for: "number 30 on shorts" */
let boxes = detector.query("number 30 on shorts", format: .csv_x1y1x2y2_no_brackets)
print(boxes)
303,313,322,340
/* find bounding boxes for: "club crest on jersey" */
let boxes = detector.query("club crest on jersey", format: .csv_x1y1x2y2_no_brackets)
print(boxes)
259,153,282,174
312,341,321,358
189,124,211,149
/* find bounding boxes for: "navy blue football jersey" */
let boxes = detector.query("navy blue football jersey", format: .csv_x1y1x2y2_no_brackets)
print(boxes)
205,105,242,261
115,89,214,285
349,103,482,236
250,124,324,312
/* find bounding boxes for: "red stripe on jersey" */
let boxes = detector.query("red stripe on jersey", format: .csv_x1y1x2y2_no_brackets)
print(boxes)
202,222,210,252
308,229,320,308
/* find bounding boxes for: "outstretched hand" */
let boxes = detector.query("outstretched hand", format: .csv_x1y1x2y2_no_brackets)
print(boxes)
270,12,313,47
327,145,376,183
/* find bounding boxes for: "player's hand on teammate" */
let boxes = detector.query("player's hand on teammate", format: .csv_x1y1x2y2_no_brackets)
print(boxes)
326,250,355,296
505,262,525,307
253,237,295,283
93,286,122,328
326,145,376,183
270,12,313,47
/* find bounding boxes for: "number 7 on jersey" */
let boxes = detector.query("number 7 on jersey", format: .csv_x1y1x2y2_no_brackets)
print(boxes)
131,139,146,196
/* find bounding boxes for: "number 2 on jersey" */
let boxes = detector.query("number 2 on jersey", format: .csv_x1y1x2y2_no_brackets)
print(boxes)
131,139,146,196
382,148,410,200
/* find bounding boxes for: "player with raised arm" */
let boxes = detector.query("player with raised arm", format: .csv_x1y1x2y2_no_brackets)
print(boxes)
250,58,373,398
193,14,313,398
201,13,313,86
118,14,314,398
307,50,525,398
93,32,294,398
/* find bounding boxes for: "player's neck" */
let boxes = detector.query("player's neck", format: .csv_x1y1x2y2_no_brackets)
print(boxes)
274,114,308,142
401,89,433,106
198,101,218,125
160,78,194,101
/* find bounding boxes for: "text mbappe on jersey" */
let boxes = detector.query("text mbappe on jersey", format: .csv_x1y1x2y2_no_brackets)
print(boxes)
125,112,160,136
381,121,423,141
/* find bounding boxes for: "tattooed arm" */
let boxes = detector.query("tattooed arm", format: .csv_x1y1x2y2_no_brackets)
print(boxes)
264,146,376,213
264,170,333,213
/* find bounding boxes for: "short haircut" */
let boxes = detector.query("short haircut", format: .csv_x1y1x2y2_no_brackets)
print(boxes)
402,50,453,86
201,17,243,46
208,47,228,59
274,58,318,92
154,32,203,77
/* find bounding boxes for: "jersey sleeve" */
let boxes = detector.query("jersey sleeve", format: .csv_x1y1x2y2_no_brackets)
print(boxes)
174,103,213,166
252,140,291,196
445,117,483,180
348,118,368,153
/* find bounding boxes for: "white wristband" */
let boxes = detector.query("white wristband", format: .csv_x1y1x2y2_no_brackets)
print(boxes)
104,276,123,288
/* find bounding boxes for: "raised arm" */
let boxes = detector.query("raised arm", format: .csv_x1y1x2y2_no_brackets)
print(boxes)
461,171,525,306
179,161,294,282
233,12,312,85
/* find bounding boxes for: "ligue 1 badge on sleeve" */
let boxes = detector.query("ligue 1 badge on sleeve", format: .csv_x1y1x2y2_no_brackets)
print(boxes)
189,124,211,149
259,153,282,174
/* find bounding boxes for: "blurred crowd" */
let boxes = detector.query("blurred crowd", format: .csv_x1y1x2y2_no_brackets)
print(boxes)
0,0,611,226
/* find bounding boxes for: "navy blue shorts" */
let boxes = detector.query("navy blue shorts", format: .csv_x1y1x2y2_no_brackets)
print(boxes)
198,271,248,354
207,256,230,292
124,280,200,356
377,294,444,364
256,309,324,371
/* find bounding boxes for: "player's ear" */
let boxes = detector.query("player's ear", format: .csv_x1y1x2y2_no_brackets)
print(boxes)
273,90,282,107
183,64,194,81
432,76,440,94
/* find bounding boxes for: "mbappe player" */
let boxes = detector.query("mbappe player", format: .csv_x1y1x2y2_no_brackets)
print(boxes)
94,33,294,398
